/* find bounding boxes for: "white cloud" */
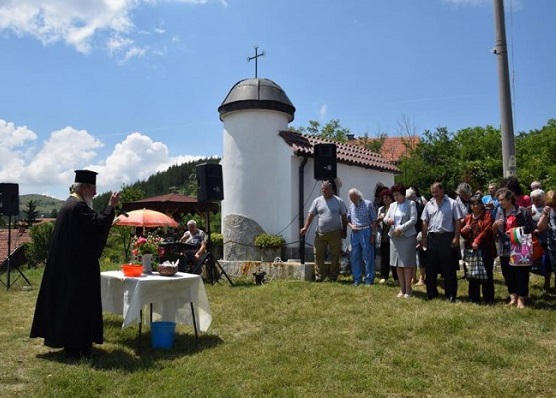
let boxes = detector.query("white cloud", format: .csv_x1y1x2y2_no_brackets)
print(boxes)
0,0,225,61
0,119,37,148
24,126,105,187
0,0,136,54
93,132,203,194
0,120,202,199
0,119,38,182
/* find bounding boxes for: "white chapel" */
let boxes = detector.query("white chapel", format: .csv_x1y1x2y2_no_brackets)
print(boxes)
218,77,399,262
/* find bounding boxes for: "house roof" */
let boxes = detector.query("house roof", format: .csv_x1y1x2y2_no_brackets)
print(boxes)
353,136,420,163
0,227,32,267
278,130,400,173
122,193,219,218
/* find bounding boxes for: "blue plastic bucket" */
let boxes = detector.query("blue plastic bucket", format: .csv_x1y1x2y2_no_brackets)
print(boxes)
151,321,176,349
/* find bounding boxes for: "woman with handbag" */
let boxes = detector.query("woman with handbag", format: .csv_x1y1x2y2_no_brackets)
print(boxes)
460,195,496,304
493,188,535,308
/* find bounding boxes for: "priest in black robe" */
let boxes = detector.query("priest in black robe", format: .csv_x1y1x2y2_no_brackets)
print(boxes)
30,170,120,359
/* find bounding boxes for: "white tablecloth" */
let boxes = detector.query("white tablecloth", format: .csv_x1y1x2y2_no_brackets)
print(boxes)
101,271,212,332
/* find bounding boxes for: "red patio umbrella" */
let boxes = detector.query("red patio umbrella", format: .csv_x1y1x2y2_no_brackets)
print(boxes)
113,209,179,228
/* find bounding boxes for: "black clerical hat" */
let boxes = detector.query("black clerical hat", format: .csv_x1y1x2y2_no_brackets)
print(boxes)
74,169,98,185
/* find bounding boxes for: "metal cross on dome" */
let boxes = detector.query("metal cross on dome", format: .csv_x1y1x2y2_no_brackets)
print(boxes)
247,45,265,78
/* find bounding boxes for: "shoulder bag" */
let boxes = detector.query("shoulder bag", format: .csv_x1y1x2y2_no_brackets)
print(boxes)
463,249,488,280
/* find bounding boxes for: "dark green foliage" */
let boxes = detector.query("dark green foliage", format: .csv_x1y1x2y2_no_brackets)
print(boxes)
25,221,55,267
515,119,556,188
254,233,286,248
394,120,556,197
360,132,387,153
453,126,503,191
19,194,64,217
210,232,223,245
23,200,40,228
103,226,131,265
94,157,220,211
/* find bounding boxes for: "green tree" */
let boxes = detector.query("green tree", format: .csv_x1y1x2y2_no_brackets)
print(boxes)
452,125,503,191
290,119,350,142
25,221,55,267
396,127,459,194
515,119,556,189
359,132,387,153
23,200,40,228
396,125,507,196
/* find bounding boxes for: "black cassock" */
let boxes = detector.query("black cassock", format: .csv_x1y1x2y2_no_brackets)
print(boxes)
30,196,115,350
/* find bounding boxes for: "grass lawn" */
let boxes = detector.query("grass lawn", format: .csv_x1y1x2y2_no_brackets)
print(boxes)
1,265,555,397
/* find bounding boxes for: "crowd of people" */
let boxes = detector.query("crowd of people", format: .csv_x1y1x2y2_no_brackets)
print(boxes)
302,177,556,309
30,170,554,360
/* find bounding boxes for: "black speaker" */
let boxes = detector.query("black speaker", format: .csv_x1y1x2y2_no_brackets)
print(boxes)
313,143,337,180
196,163,224,202
0,183,19,216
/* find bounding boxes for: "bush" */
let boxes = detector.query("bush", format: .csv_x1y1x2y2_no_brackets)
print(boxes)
26,221,55,267
254,233,285,248
210,232,223,245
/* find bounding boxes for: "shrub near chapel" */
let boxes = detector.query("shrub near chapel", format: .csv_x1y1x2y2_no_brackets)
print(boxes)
254,233,285,248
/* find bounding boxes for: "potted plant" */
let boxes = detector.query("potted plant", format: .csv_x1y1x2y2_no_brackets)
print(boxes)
254,233,285,262
132,234,162,273
210,232,224,260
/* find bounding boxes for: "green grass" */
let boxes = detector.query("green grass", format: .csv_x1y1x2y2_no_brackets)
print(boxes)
1,266,555,397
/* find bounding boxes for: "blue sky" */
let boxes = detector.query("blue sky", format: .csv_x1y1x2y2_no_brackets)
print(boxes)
1,0,554,199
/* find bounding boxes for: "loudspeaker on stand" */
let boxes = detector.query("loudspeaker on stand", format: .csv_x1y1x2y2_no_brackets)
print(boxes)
0,183,19,216
313,143,337,181
196,163,224,202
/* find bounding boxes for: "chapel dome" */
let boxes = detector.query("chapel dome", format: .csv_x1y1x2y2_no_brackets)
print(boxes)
218,78,295,122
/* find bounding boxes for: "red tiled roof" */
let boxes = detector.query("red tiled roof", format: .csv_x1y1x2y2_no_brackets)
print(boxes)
0,219,55,266
0,228,32,265
278,130,400,173
352,136,420,163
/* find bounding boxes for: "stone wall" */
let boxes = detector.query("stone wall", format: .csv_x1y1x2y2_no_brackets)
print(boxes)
219,260,315,282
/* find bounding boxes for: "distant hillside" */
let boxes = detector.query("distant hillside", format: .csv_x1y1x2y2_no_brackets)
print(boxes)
12,158,221,216
19,194,64,218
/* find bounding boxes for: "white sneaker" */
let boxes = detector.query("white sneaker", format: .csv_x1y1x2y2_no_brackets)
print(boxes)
404,293,412,299
379,279,387,284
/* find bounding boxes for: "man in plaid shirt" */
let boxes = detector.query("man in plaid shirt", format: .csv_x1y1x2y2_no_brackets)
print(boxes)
347,188,377,286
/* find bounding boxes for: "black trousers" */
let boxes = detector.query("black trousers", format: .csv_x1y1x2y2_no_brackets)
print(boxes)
426,232,459,299
500,256,530,297
379,241,398,280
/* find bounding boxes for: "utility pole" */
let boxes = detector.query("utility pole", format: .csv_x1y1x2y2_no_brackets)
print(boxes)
493,0,516,177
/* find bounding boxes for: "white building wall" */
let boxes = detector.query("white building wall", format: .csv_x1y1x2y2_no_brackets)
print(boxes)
221,109,293,235
221,106,396,258
288,158,395,250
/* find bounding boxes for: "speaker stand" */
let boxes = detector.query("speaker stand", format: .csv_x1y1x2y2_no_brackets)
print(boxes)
193,251,233,286
1,216,32,290
192,200,233,286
